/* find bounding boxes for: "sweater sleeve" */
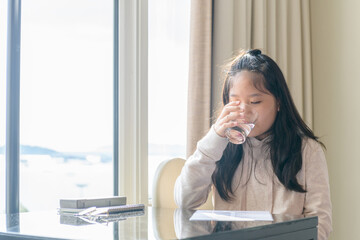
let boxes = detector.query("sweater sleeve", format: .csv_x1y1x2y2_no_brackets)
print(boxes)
302,139,332,240
174,126,229,209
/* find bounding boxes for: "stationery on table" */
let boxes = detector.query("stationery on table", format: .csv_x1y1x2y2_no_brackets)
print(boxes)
190,210,273,221
58,196,145,225
58,196,127,214
60,196,127,208
75,204,145,224
77,203,145,216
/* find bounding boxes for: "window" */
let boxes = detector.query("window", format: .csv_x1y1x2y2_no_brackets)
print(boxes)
3,0,166,212
19,0,113,211
148,0,190,200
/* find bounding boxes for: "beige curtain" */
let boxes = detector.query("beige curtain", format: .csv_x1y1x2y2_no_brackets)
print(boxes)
188,0,313,156
237,0,313,127
212,0,313,127
187,0,213,157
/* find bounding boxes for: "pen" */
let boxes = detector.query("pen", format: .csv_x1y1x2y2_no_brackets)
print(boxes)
76,207,97,216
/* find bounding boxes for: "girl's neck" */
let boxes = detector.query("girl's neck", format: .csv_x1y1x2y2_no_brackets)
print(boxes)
255,130,271,141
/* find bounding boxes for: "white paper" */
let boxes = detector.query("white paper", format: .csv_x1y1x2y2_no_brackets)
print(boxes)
189,210,273,221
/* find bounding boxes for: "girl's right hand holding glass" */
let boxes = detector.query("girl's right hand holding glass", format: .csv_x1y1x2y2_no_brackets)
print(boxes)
213,101,242,138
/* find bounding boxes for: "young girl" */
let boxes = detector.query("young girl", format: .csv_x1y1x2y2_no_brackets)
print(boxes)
174,49,332,240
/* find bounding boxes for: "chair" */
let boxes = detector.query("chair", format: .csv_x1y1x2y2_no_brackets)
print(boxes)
151,157,213,239
152,157,213,209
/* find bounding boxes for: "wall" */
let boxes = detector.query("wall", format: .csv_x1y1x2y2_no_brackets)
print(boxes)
311,0,360,239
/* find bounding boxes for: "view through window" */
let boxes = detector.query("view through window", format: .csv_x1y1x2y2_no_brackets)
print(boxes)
148,0,190,200
1,0,189,210
19,0,114,211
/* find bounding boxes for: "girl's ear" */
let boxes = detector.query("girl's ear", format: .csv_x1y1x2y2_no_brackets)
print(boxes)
277,101,280,112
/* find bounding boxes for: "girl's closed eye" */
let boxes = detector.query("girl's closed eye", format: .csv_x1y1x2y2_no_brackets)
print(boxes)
250,101,261,104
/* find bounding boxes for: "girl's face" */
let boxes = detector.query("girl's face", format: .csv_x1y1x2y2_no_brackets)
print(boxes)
228,71,278,139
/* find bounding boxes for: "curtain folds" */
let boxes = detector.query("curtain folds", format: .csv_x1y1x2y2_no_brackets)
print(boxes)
226,0,313,127
187,0,313,157
186,0,213,157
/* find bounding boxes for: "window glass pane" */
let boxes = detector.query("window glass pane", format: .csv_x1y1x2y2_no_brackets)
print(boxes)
0,0,8,214
20,0,113,211
148,0,190,200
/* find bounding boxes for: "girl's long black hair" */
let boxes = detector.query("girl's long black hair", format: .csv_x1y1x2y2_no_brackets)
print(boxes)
211,49,324,201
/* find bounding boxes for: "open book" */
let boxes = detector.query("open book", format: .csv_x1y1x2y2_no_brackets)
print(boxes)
190,210,273,221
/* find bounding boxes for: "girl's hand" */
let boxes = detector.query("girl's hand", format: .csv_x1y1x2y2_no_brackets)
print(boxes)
213,101,242,137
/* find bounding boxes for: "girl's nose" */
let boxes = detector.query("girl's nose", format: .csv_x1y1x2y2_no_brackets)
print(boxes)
239,102,250,111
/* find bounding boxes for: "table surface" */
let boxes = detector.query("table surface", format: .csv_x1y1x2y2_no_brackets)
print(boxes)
0,207,317,240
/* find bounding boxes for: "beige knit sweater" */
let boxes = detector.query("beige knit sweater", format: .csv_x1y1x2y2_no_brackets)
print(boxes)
175,127,332,240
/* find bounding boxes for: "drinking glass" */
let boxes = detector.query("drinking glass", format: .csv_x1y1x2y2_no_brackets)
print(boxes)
225,104,258,144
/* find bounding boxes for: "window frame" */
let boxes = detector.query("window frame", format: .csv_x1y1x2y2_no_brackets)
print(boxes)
118,0,148,204
6,0,21,214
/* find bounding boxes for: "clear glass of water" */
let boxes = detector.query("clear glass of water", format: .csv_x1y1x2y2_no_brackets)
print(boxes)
225,104,258,144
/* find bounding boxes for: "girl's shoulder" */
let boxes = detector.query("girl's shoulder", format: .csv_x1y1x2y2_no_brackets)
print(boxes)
301,137,326,162
301,137,322,149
